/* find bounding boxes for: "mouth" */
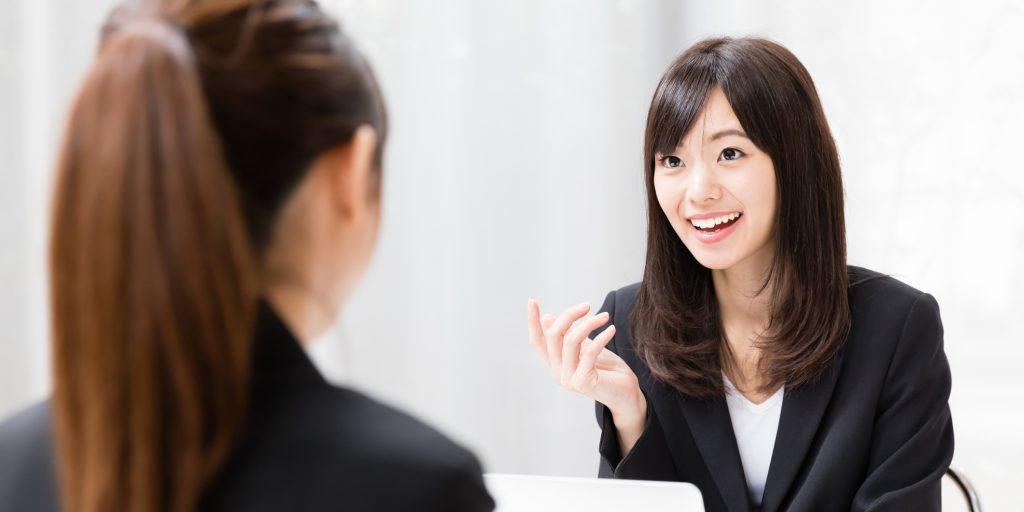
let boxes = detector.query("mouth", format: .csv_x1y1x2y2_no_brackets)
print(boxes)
689,212,742,233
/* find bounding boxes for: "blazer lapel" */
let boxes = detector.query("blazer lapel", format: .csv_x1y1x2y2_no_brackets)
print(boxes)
759,353,843,512
677,394,752,512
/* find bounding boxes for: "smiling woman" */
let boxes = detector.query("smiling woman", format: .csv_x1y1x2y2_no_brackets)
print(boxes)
527,37,953,512
638,40,847,402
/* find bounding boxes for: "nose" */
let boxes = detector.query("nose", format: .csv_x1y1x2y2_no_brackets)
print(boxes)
687,163,721,204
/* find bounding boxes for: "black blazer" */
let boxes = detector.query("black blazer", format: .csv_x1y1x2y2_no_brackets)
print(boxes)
593,266,954,512
0,304,495,512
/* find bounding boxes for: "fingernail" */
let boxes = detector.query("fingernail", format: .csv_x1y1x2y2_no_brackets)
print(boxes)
579,302,590,309
597,312,609,319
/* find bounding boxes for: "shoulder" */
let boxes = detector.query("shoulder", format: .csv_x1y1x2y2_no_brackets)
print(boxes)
207,385,491,511
314,386,483,475
843,266,945,375
313,387,490,503
598,282,642,317
847,265,940,334
848,265,930,308
0,400,50,450
0,401,60,512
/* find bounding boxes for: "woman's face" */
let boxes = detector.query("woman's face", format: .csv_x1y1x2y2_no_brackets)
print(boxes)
653,87,777,271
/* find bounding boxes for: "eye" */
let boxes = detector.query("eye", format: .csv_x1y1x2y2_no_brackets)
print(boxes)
720,147,745,161
658,155,684,169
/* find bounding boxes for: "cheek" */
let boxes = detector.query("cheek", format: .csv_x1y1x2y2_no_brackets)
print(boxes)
653,175,684,225
745,161,777,240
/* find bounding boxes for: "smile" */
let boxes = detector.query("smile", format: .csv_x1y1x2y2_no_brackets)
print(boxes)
689,212,742,244
689,212,741,231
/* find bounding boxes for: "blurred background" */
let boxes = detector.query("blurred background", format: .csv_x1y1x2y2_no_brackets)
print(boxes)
2,0,1022,507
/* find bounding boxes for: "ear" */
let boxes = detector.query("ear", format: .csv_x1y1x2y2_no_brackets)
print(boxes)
320,125,378,222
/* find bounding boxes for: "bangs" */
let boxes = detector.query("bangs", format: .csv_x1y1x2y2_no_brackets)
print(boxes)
648,51,719,158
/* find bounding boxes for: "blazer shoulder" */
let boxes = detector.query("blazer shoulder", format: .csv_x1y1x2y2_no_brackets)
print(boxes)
0,400,50,451
847,265,933,315
322,387,483,475
209,385,491,511
0,400,54,470
0,401,60,512
321,388,493,507
844,267,944,374
602,282,642,316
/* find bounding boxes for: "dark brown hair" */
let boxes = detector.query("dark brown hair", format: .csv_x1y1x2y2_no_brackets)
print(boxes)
631,37,849,400
49,1,385,511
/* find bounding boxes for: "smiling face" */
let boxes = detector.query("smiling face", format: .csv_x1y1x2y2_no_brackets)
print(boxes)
653,87,777,271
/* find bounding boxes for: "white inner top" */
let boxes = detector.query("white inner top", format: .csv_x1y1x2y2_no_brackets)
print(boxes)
723,374,784,506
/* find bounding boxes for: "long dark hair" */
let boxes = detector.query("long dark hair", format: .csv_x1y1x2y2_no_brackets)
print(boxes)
49,1,386,511
631,37,849,400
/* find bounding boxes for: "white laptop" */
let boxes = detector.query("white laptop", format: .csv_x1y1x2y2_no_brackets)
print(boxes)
484,473,705,512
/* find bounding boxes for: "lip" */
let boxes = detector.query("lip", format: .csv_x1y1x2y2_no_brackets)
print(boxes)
691,214,741,244
686,211,742,221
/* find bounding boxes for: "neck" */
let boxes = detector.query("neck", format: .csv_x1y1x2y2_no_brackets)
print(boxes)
265,278,338,345
712,253,774,388
712,266,771,332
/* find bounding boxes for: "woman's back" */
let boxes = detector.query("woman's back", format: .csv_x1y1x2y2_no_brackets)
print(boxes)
7,0,494,510
0,305,492,511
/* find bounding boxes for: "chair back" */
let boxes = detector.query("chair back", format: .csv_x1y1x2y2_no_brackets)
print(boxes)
943,466,982,512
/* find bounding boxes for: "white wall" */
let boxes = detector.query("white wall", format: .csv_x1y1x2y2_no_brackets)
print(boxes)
2,0,1021,507
1,0,116,420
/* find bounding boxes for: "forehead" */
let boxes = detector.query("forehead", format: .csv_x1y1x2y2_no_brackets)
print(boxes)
678,88,742,147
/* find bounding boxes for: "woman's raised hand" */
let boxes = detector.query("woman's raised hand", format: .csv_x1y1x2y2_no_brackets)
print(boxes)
526,298,647,452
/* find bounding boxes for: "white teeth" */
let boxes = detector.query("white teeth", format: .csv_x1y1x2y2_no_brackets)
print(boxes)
690,212,740,229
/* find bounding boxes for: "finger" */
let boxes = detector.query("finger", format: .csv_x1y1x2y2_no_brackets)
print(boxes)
539,314,556,369
546,302,591,339
544,303,590,376
541,314,555,330
576,324,616,381
526,299,548,360
561,312,610,384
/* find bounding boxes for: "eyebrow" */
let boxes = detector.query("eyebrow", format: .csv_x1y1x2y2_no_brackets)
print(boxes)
708,129,749,142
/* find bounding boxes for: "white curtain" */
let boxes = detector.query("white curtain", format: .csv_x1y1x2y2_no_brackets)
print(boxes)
2,0,1022,505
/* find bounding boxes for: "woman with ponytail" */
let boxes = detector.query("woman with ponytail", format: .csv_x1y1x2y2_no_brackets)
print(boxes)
0,1,494,511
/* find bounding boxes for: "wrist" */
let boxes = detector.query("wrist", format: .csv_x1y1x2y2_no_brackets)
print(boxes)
609,387,647,457
609,387,646,430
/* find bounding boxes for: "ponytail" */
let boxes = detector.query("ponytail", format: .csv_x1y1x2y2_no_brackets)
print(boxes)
50,15,256,512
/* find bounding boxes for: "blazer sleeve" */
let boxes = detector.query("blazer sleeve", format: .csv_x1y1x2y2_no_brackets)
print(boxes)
852,292,954,511
591,289,678,481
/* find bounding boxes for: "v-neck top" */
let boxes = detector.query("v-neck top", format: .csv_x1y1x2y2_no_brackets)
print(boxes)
723,374,785,507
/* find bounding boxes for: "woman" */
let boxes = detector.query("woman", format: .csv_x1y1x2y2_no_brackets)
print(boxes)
0,1,494,511
528,37,953,512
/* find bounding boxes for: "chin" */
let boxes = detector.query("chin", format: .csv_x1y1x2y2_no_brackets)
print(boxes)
690,254,737,270
681,239,741,270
